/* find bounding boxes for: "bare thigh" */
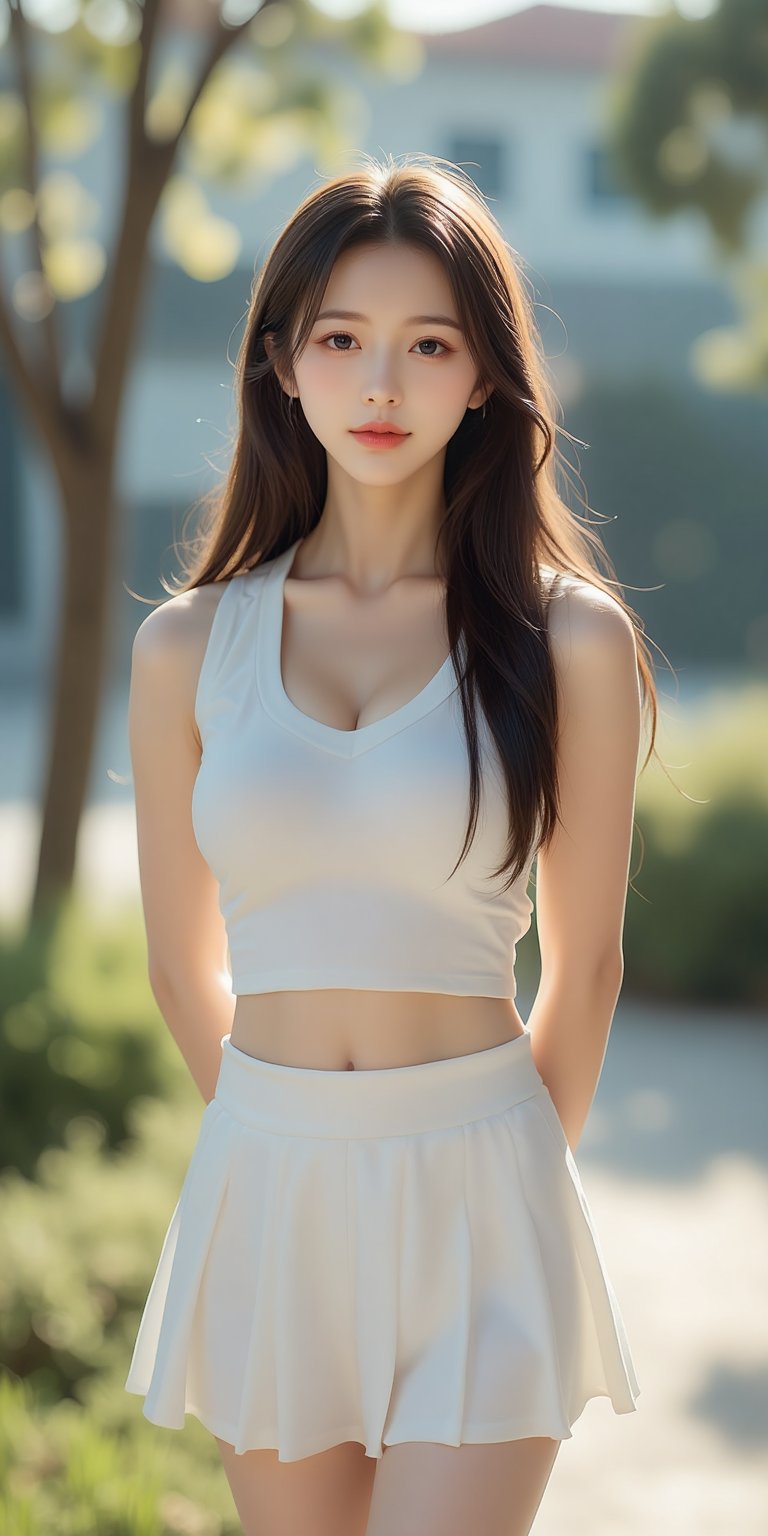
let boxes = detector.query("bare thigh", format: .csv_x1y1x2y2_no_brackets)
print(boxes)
365,1437,562,1536
214,1435,377,1536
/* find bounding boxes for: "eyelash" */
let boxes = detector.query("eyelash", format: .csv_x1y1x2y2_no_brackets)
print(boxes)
319,332,451,358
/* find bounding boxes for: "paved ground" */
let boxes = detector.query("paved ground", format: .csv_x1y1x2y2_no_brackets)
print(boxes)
536,1006,768,1535
2,794,767,1534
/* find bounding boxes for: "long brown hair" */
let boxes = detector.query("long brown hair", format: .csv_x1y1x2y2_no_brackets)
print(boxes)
170,151,664,895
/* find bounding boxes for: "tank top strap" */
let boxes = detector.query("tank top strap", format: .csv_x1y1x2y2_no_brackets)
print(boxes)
194,566,267,738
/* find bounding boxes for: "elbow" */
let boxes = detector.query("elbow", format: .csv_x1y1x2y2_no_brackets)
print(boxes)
589,950,625,996
147,959,182,1008
541,948,624,994
148,956,232,1011
597,947,624,985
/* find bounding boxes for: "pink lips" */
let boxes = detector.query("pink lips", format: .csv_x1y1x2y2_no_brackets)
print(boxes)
351,421,409,434
350,430,410,449
350,422,411,449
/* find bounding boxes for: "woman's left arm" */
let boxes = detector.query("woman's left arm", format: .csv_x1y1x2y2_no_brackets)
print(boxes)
526,577,644,1152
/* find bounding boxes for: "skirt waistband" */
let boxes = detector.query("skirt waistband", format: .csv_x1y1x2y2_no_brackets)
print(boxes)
214,1029,546,1138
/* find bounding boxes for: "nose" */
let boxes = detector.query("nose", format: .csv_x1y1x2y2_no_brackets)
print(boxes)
365,384,400,406
363,353,402,407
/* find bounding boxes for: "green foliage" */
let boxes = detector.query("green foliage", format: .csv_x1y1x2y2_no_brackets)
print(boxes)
520,682,768,1009
0,1372,239,1532
606,0,768,391
0,895,188,1180
608,0,768,252
0,1086,203,1396
624,791,768,1004
626,681,768,1007
0,1104,240,1530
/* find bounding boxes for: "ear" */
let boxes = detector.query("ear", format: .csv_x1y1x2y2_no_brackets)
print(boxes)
468,384,493,412
263,331,294,398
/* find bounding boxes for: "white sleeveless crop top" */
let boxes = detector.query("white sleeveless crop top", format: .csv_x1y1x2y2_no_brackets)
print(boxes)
191,538,546,1000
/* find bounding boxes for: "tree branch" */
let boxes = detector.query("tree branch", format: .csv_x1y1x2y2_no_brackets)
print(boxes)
165,5,265,155
129,0,163,151
0,284,59,444
89,0,283,441
7,0,63,393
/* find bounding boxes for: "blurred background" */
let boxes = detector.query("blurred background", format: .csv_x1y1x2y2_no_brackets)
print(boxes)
0,0,766,1530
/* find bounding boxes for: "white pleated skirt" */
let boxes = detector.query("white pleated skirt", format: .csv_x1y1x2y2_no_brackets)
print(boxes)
124,1028,640,1462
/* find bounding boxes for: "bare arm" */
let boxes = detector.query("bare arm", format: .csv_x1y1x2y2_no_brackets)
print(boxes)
128,585,236,1104
526,577,643,1151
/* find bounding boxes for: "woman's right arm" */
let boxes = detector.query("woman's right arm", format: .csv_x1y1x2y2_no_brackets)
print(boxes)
128,585,236,1104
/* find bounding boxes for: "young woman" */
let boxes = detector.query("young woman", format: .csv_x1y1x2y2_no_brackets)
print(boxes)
125,153,655,1536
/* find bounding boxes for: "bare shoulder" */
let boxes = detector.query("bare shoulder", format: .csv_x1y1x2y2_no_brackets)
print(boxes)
132,578,232,665
542,569,640,711
130,579,238,743
133,578,239,708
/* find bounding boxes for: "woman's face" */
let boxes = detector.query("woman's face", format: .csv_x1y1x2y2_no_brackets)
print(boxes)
280,242,487,479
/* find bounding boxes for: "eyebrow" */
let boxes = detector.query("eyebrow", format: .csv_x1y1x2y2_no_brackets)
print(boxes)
315,309,464,332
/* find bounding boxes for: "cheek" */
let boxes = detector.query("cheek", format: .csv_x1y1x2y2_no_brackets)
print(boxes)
420,358,476,404
423,371,477,430
296,349,342,385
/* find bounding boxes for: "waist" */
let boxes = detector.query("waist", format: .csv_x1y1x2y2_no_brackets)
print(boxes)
214,1025,543,1138
230,990,527,1071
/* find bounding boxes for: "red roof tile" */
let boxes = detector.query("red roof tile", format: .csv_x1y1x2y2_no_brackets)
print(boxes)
420,3,647,71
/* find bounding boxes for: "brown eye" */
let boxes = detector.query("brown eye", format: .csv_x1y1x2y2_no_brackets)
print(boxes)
323,333,356,351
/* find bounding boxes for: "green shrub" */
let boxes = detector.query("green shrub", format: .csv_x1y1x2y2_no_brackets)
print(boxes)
0,1103,241,1531
0,1371,239,1533
626,682,768,1008
0,895,186,1179
518,682,768,1009
0,1086,205,1395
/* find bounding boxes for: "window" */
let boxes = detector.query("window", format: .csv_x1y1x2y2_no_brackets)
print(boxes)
448,135,507,201
586,144,632,206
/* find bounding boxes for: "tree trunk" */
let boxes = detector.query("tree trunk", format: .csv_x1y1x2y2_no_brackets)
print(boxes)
25,156,170,936
30,457,118,928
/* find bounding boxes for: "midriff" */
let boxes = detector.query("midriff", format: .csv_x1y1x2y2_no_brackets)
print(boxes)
229,989,527,1071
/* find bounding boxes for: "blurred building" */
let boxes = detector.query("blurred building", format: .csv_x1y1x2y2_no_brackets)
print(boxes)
0,3,752,684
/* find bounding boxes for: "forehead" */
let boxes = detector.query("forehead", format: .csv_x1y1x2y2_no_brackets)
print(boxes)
320,242,457,313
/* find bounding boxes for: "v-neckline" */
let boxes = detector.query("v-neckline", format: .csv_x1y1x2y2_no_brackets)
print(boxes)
255,538,460,759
